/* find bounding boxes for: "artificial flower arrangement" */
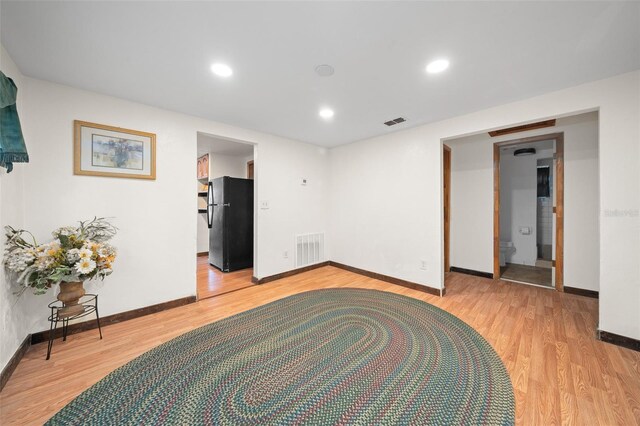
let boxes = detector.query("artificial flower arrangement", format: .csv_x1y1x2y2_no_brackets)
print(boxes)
3,217,117,295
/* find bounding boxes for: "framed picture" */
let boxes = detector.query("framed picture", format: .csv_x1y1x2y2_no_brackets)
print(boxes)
74,120,156,180
197,153,209,180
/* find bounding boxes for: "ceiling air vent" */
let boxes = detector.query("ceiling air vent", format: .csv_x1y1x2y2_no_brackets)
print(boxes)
384,117,407,127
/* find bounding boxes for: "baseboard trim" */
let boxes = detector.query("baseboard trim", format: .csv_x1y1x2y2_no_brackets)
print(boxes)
449,266,494,279
31,295,197,345
0,334,31,392
255,261,330,284
598,330,640,352
197,251,208,257
329,261,443,296
564,286,599,299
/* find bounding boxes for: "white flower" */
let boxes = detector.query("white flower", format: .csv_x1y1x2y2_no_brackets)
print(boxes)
75,259,96,274
40,241,61,257
53,226,79,238
78,248,93,259
35,256,54,271
4,248,35,272
66,248,80,262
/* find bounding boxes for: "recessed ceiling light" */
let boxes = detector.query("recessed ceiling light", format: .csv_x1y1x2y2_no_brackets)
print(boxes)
211,63,233,78
319,108,334,119
426,59,449,74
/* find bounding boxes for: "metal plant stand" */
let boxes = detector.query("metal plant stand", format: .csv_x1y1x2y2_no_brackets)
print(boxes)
46,294,102,360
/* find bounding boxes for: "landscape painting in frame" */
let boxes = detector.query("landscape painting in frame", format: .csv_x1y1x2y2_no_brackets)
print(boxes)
74,120,156,180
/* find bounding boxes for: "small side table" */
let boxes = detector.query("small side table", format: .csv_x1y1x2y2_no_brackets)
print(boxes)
46,294,103,360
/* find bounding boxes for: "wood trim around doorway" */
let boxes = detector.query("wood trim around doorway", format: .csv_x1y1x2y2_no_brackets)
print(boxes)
443,144,451,273
493,144,501,279
554,137,564,291
493,132,564,292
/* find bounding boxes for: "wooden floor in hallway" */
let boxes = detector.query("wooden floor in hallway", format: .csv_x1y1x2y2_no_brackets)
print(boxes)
196,255,255,299
1,267,639,425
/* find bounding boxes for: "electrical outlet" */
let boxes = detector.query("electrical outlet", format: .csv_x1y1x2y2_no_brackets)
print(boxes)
420,260,427,270
283,250,288,259
260,200,269,209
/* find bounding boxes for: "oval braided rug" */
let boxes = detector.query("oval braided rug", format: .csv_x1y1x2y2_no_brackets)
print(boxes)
47,289,514,425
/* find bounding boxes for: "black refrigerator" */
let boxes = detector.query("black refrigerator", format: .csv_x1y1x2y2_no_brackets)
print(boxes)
207,176,254,272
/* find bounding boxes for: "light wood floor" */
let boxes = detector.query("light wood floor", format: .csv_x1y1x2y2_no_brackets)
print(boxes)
1,267,639,425
196,255,255,299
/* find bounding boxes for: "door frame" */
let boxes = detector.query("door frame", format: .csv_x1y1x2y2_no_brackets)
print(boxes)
247,160,254,179
493,132,564,291
443,144,451,273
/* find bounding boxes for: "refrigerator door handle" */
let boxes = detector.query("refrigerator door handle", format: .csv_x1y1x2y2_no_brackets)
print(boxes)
207,182,214,229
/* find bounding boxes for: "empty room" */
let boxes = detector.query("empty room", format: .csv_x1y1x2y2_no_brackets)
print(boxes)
1,2,639,425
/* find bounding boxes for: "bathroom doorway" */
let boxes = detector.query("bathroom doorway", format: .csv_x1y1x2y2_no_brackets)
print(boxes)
493,133,564,290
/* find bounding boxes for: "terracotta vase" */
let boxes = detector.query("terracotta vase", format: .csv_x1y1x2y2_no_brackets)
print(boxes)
57,281,86,318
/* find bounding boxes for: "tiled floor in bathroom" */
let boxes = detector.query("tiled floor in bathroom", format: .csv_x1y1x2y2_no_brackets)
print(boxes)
500,263,552,287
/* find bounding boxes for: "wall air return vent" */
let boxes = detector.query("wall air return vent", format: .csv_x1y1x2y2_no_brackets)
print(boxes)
384,117,407,126
295,232,325,268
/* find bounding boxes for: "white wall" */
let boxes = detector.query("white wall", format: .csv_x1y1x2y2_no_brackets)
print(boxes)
500,147,554,266
0,46,44,372
196,152,253,254
210,154,248,180
330,73,638,340
329,131,442,288
563,116,600,292
442,134,492,273
449,113,599,289
0,45,329,372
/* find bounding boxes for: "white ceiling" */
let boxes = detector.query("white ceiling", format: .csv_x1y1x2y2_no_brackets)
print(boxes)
197,133,254,157
2,2,638,147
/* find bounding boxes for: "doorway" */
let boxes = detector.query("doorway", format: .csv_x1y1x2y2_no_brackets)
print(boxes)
493,133,564,290
196,132,257,299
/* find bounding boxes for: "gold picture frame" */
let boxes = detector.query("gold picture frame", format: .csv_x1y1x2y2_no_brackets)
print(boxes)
74,120,156,180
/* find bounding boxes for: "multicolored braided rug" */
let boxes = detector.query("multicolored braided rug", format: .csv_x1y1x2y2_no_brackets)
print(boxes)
47,289,514,425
